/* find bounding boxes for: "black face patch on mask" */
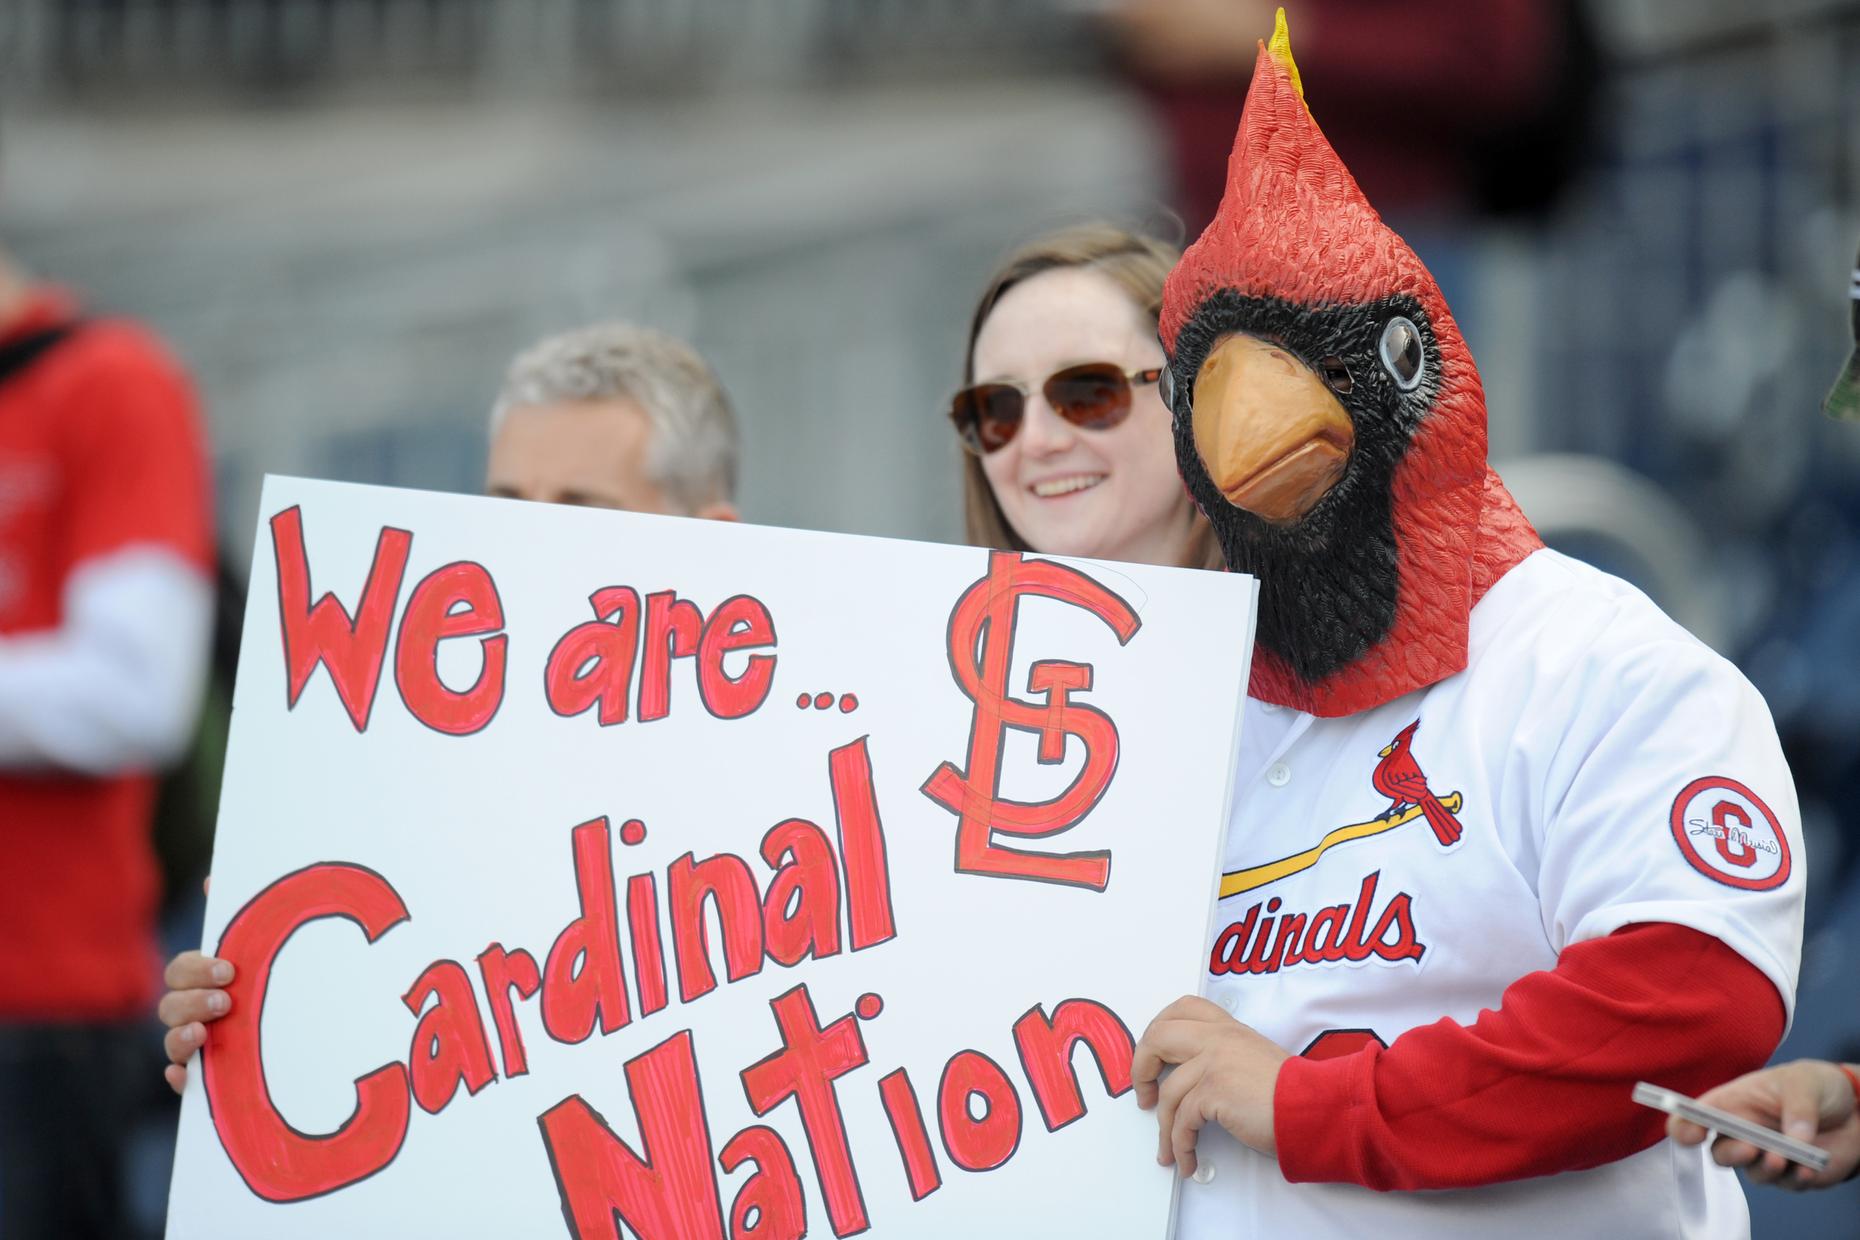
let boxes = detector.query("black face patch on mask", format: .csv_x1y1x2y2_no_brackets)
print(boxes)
1166,290,1442,683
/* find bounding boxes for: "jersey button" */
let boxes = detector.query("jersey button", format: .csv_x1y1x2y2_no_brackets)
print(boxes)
1192,1161,1217,1185
1265,762,1291,787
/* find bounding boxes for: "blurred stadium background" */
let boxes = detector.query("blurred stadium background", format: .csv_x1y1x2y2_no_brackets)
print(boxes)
2,0,1858,1232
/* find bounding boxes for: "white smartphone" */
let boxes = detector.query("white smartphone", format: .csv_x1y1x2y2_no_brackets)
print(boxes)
1633,1082,1833,1173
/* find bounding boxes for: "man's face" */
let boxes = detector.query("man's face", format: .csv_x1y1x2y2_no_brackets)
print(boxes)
485,397,682,514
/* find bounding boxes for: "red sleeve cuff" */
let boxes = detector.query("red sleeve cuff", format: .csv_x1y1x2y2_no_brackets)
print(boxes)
1274,1041,1378,1185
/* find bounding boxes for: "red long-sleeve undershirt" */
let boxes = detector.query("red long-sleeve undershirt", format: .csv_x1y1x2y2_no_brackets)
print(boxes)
1274,922,1786,1191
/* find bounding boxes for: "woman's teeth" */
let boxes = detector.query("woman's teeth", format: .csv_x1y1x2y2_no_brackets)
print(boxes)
1031,474,1106,498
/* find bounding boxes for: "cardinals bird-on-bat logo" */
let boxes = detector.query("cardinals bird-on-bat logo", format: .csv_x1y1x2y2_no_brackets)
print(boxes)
1371,720,1462,847
1218,718,1464,900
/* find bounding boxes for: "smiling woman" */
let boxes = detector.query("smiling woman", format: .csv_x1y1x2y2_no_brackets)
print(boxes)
953,225,1222,570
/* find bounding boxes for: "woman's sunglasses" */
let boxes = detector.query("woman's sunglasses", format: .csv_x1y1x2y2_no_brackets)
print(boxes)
948,362,1164,455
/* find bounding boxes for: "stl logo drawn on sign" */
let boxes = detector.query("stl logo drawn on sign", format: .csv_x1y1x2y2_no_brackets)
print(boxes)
921,549,1141,891
1669,775,1791,891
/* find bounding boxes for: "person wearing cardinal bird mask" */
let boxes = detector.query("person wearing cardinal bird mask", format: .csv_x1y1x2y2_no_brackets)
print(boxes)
956,13,1804,1237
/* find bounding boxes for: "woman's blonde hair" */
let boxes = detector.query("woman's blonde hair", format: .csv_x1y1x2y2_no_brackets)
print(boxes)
958,222,1223,571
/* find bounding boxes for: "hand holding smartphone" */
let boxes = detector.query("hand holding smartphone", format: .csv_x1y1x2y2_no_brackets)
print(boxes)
1633,1081,1833,1174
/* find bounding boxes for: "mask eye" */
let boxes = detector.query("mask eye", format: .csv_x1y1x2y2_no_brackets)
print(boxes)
1159,361,1181,415
1319,356,1353,395
1378,316,1425,390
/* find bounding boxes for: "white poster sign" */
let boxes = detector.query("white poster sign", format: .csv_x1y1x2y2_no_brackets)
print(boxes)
166,476,1257,1238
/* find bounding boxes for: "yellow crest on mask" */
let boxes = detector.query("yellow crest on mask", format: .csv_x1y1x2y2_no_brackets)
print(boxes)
1267,7,1305,103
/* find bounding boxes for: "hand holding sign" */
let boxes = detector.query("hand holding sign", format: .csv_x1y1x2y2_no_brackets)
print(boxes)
1132,995,1290,1177
160,949,232,1095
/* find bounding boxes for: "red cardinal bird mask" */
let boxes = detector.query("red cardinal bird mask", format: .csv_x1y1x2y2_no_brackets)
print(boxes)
1160,10,1542,718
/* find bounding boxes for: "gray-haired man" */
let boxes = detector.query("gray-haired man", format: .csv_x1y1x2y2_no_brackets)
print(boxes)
485,321,740,519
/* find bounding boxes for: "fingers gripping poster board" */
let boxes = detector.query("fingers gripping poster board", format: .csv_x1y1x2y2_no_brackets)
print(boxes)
166,477,1258,1238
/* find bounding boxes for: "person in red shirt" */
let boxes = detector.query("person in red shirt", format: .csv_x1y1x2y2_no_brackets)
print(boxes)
0,245,214,1239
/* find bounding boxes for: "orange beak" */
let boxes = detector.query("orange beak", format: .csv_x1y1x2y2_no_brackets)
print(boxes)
1190,334,1354,524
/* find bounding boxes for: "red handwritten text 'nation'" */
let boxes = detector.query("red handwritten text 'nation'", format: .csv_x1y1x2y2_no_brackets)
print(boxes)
202,742,1134,1236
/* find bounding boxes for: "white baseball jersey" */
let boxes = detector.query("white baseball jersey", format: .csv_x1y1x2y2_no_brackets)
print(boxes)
1175,548,1804,1239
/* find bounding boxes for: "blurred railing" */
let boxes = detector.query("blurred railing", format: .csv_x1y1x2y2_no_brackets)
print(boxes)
0,0,1101,99
15,0,1857,103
